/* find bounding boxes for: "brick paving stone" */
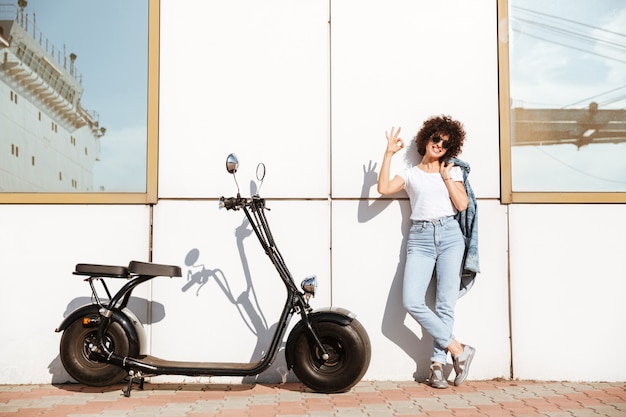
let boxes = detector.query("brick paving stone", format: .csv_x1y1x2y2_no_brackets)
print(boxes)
377,390,412,402
546,384,579,396
459,391,498,406
388,398,419,408
350,381,379,392
275,402,308,415
187,412,219,417
552,409,598,417
249,394,279,405
523,396,567,411
330,397,361,407
450,384,480,394
547,394,594,409
1,398,34,408
221,396,250,407
402,386,439,399
277,392,307,402
393,405,424,416
308,412,339,417
194,403,224,414
247,404,277,415
452,408,484,416
0,405,21,413
539,411,572,417
498,400,543,416
373,381,403,391
356,391,386,404
77,402,114,414
9,411,44,417
484,391,519,402
589,388,626,402
414,397,447,412
566,391,616,407
339,407,374,416
436,393,474,409
361,402,392,413
559,382,598,392
274,414,309,417
471,380,511,390
503,386,545,399
214,409,250,417
150,407,189,417
75,411,107,417
586,404,626,417
421,411,456,417
475,403,515,416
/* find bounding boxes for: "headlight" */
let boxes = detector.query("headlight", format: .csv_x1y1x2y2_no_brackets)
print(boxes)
301,275,317,300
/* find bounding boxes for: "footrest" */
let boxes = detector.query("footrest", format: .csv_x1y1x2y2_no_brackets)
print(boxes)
128,261,182,277
74,264,130,278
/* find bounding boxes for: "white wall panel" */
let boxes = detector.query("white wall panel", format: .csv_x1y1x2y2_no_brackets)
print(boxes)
509,204,626,381
331,198,416,381
150,199,330,382
158,0,330,199
331,199,510,382
331,0,500,200
454,200,511,381
0,205,150,384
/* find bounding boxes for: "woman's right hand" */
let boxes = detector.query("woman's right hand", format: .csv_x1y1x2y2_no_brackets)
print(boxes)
385,126,405,154
378,126,406,195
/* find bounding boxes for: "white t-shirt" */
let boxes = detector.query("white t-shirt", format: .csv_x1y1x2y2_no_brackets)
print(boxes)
398,166,463,221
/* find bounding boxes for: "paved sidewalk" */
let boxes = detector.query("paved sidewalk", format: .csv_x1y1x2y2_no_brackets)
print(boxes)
0,380,624,417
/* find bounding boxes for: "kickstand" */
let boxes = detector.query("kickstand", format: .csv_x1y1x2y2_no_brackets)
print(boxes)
123,370,144,397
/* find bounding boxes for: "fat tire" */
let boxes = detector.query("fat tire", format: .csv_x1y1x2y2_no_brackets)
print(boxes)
60,318,137,386
290,319,371,393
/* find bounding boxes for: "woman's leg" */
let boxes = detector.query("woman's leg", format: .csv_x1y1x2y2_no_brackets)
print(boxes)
431,219,465,364
402,223,455,354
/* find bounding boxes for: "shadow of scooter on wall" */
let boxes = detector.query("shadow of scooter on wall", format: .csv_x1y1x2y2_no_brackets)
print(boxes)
179,179,290,383
180,242,289,382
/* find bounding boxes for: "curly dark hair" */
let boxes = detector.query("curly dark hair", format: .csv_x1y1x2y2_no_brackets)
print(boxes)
415,115,466,160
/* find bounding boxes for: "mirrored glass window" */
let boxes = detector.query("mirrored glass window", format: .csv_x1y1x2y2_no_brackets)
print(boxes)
509,0,626,192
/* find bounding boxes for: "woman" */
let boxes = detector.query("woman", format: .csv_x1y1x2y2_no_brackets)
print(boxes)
377,115,475,389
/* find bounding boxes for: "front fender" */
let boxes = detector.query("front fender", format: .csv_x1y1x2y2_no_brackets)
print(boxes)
55,305,143,350
285,307,356,368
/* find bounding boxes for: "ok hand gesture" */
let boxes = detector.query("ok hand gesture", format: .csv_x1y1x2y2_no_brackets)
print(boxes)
385,127,405,154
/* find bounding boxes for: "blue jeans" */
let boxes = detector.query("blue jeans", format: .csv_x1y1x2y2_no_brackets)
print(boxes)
403,216,465,364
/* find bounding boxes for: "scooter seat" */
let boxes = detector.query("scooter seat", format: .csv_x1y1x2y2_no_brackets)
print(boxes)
128,260,182,277
74,264,130,278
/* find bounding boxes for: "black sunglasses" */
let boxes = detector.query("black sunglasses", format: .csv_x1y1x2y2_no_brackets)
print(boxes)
431,135,451,149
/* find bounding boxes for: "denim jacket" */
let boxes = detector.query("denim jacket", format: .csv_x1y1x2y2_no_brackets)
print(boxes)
450,158,479,297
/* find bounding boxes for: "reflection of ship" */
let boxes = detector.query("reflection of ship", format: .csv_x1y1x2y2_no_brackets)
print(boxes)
0,1,104,192
512,103,626,149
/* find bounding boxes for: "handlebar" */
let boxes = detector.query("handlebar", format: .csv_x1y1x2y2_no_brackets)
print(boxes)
219,195,267,211
219,196,242,210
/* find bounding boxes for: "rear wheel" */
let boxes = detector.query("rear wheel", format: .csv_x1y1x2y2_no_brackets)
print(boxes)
60,317,137,386
289,320,371,393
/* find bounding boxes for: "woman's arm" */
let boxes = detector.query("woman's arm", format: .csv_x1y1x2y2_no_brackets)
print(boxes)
440,163,468,211
377,127,406,195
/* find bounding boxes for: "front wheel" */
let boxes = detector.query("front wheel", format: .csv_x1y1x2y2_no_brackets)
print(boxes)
288,319,371,393
59,317,138,386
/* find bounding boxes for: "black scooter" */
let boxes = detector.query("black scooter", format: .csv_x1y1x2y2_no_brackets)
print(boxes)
55,154,371,397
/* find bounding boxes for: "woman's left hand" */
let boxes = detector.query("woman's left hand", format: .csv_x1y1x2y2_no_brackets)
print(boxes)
440,161,468,211
439,160,454,180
